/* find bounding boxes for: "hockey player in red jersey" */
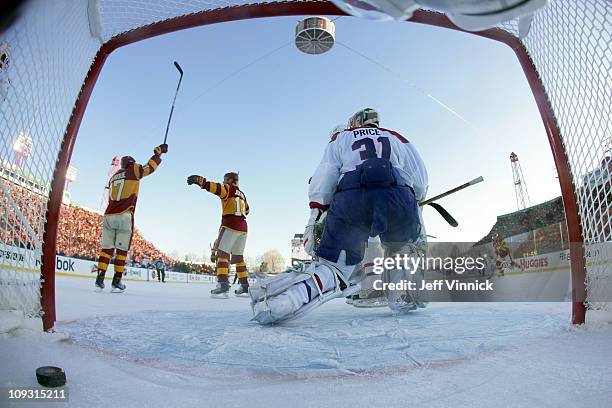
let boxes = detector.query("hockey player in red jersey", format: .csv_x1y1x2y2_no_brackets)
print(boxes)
95,143,168,292
187,172,250,298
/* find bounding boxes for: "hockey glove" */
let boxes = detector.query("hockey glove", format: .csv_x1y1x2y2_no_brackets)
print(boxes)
303,208,326,256
187,175,206,188
154,144,168,155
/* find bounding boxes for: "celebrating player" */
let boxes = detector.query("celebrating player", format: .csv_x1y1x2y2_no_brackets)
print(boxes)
187,172,250,298
250,108,428,324
95,143,168,292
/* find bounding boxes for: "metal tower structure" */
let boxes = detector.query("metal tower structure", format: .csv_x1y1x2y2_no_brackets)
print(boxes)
510,152,530,210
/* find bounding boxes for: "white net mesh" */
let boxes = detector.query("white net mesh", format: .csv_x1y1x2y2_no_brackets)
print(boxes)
518,0,611,309
0,0,101,317
0,0,609,321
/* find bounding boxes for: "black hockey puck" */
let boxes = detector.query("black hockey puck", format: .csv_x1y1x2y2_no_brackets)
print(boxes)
35,366,66,387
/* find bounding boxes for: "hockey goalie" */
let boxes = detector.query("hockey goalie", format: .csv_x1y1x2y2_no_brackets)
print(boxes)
250,108,429,324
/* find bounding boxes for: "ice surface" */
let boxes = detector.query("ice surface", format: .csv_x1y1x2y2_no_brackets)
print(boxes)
60,304,565,374
1,276,611,408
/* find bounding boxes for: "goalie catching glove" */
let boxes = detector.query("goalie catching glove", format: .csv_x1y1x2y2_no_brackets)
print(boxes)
187,175,206,188
303,207,327,256
154,143,168,155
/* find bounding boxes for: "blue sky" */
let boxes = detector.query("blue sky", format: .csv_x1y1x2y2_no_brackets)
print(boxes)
69,15,561,263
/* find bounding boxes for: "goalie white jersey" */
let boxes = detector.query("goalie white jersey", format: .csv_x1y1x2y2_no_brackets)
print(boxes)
308,127,428,207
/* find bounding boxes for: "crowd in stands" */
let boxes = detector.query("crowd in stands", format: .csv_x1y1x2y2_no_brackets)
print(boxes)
0,180,46,249
515,222,568,257
172,261,215,274
474,197,570,258
1,181,176,267
57,204,175,266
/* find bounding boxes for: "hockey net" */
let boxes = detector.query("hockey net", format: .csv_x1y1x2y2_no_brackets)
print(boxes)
0,0,610,329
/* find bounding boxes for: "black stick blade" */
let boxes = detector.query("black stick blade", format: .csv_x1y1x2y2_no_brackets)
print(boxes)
174,61,183,75
427,202,459,227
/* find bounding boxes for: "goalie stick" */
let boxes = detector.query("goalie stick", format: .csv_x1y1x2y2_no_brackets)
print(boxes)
425,202,458,227
163,61,184,144
420,176,484,206
419,176,484,227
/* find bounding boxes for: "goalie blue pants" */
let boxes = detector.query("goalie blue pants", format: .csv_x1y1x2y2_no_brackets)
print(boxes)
316,184,420,266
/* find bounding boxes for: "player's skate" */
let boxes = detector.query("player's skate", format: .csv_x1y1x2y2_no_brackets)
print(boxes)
111,275,126,293
250,260,360,324
95,270,105,292
234,284,249,297
353,289,388,308
211,282,230,298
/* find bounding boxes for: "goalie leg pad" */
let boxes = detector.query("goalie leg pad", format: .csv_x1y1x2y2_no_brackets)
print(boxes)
383,242,429,314
250,261,360,325
249,264,317,303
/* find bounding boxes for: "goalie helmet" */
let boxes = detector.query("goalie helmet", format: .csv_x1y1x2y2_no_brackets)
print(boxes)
223,172,239,185
348,108,379,128
120,156,135,169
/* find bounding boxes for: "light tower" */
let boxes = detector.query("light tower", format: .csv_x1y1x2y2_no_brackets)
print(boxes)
510,152,530,210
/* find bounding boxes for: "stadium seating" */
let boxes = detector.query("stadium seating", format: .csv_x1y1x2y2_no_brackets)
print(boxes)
1,183,175,266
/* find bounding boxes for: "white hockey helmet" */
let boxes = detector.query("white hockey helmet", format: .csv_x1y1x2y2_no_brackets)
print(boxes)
329,124,345,139
348,108,379,128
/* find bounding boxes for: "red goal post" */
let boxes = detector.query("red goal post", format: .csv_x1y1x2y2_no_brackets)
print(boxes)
0,0,609,331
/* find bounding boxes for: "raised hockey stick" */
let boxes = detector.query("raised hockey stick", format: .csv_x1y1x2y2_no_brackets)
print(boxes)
419,176,484,227
163,61,184,144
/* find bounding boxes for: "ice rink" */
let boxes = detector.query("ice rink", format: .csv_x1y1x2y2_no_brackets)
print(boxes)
1,276,611,408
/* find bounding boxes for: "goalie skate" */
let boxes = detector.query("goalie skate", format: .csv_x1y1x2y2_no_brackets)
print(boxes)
353,280,388,308
353,295,388,308
388,297,418,315
345,294,358,304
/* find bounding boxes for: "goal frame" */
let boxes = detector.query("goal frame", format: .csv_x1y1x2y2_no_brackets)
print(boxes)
39,1,587,331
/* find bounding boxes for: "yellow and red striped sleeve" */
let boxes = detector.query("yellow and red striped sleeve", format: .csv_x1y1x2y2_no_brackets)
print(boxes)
134,154,162,180
205,181,229,199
